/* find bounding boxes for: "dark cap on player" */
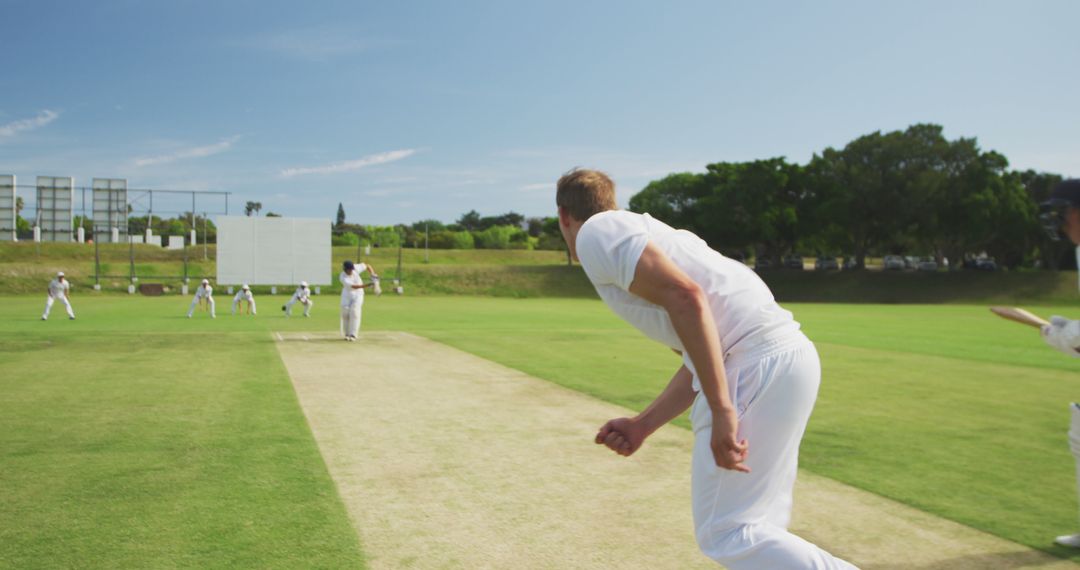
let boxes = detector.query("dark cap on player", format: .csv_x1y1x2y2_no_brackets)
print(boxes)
1039,179,1080,240
1047,179,1080,208
343,260,355,271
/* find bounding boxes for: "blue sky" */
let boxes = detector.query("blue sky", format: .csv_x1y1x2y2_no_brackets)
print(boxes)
2,0,1078,225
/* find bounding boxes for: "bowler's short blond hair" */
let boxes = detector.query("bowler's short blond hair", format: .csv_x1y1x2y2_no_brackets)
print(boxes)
556,168,617,222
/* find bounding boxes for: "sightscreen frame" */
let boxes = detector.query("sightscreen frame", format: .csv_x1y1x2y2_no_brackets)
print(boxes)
92,178,128,242
216,216,331,285
36,176,74,242
0,175,14,241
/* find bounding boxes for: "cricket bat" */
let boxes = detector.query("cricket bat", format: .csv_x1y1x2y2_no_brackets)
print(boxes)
989,306,1050,329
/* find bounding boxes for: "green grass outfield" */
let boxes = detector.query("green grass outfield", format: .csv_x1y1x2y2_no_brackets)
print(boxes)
1,294,1079,566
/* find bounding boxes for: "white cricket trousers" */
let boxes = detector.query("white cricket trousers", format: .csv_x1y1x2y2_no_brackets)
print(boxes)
1070,404,1080,524
232,298,256,315
340,298,362,338
284,297,312,317
42,295,74,319
690,341,858,569
187,296,215,317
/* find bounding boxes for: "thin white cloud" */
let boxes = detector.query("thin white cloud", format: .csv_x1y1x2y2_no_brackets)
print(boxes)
134,136,240,167
0,109,59,138
280,149,416,178
520,183,553,192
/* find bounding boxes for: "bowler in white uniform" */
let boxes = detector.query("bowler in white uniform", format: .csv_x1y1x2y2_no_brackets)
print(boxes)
187,279,216,318
42,271,75,320
231,284,256,315
1038,179,1080,548
557,169,856,569
282,281,313,317
339,260,379,341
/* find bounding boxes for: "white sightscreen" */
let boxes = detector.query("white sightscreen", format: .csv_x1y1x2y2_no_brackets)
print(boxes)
0,175,14,241
216,216,331,285
92,178,127,242
36,176,74,242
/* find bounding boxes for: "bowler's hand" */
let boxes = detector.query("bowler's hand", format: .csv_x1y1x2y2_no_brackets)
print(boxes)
711,407,750,473
595,417,647,457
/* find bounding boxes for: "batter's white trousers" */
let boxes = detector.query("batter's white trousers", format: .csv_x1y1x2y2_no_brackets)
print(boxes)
284,297,312,317
1070,404,1080,525
340,299,362,338
690,341,858,569
42,295,74,319
187,296,215,317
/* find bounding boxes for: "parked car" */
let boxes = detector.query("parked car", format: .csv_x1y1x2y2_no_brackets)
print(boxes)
917,257,938,272
782,254,804,270
753,258,772,271
814,256,839,271
904,256,919,270
842,256,859,270
883,255,905,271
975,257,998,271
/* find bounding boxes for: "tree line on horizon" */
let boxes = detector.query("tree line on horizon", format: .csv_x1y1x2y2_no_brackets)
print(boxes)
629,123,1072,270
333,124,1074,271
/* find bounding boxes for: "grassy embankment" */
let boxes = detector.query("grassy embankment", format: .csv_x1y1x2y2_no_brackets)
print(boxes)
2,242,1077,304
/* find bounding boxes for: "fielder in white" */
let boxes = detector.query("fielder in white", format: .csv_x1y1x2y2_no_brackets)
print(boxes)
187,279,216,318
339,260,380,341
282,281,313,318
231,284,256,315
557,169,856,569
1037,179,1080,548
42,271,75,321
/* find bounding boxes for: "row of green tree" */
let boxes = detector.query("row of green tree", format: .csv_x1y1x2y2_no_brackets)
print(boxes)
629,123,1072,269
334,204,565,251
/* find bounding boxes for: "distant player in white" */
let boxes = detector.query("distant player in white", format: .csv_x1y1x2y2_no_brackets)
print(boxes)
282,281,313,318
557,169,856,569
187,279,216,318
42,271,75,321
231,284,256,315
1038,179,1080,548
340,260,379,341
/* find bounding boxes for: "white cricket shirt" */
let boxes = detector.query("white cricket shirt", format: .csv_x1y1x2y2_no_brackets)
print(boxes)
575,211,804,390
194,285,213,300
233,290,253,302
292,286,310,302
340,265,367,306
48,278,69,298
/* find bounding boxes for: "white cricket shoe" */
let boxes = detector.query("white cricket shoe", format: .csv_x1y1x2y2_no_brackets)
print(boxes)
1055,534,1080,548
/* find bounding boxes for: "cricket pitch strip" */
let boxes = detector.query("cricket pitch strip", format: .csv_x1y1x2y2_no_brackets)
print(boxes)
275,331,1077,569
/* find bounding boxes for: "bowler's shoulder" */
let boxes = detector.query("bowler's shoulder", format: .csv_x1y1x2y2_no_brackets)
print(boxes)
579,210,647,245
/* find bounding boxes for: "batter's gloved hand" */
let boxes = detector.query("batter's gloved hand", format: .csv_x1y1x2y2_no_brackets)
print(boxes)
1041,316,1080,357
